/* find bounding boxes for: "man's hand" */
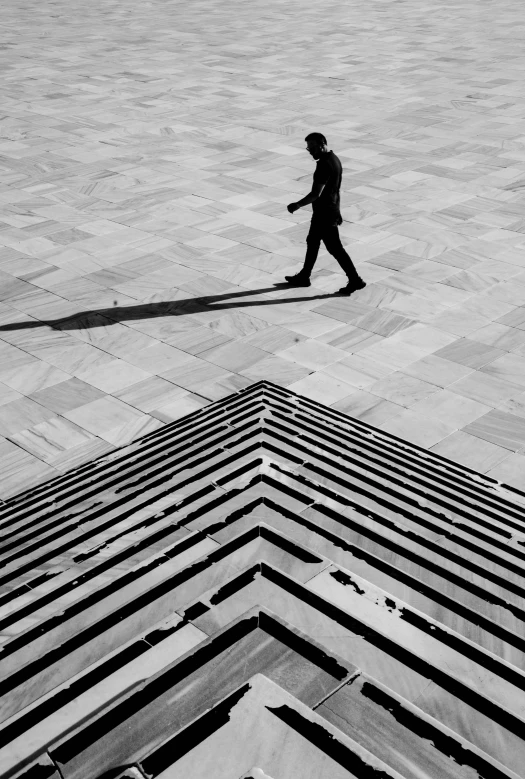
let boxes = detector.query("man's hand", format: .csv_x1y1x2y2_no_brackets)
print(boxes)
287,202,299,214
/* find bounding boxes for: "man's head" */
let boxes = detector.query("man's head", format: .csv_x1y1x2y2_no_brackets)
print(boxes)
305,132,327,160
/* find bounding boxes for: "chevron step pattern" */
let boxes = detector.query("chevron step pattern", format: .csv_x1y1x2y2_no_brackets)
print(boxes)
0,381,524,779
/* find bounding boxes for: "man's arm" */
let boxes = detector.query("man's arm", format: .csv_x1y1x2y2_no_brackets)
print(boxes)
287,180,325,214
287,164,327,214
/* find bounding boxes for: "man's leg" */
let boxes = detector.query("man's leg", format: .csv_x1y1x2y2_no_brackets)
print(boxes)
322,226,360,280
322,226,365,294
285,220,322,285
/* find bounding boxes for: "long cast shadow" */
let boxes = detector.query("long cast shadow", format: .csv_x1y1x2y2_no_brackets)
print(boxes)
0,284,337,333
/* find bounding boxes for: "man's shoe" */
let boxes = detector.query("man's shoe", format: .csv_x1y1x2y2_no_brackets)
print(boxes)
337,277,366,296
284,273,311,287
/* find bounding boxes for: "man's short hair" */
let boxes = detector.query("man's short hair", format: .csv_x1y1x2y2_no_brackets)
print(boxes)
305,132,327,146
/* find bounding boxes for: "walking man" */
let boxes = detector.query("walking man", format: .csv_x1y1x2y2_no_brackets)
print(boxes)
285,133,365,295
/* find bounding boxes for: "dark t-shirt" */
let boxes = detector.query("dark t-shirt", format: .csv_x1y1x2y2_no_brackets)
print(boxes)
312,150,343,226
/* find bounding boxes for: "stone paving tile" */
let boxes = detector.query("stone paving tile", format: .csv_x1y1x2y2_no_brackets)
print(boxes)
1,0,525,496
480,353,525,387
196,373,255,401
400,355,475,388
27,377,106,414
430,431,511,475
151,393,211,423
163,326,232,355
433,339,506,369
0,361,70,395
113,376,189,413
486,453,525,491
287,372,357,405
321,353,394,390
463,409,525,453
0,397,57,437
240,355,312,387
410,390,492,428
240,325,306,354
277,340,348,371
0,437,58,497
468,322,525,354
447,373,523,408
0,381,23,407
63,396,148,440
498,391,525,420
331,390,404,427
367,373,441,408
199,341,269,372
379,410,459,450
314,324,383,353
9,416,97,464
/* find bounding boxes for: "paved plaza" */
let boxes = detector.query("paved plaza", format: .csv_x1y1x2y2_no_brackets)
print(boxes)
1,0,525,498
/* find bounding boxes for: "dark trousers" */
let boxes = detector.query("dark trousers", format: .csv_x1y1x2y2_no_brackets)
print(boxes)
303,220,359,280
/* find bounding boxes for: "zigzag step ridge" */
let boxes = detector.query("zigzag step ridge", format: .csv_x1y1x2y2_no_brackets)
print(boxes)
0,381,524,779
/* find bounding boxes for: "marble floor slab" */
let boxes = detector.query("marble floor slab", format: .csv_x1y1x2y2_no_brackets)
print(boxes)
2,0,525,495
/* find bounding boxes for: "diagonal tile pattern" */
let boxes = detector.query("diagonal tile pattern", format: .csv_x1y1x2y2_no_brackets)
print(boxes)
3,0,525,496
0,381,524,779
